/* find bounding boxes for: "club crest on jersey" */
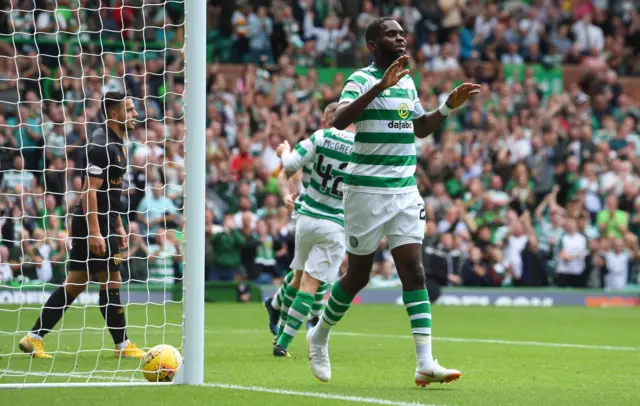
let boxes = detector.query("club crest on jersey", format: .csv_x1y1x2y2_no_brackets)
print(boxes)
113,254,122,265
397,103,410,119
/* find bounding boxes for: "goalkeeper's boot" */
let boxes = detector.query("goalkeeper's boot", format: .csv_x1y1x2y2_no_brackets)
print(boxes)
264,296,279,336
306,316,320,330
414,359,461,387
19,335,53,359
307,326,331,382
114,341,146,359
272,344,291,358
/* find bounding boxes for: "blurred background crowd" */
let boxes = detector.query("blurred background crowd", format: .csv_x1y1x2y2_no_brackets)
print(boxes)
1,0,640,292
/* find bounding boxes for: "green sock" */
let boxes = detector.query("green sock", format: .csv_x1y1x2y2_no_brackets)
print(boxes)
276,284,298,339
318,282,354,334
272,270,294,310
310,282,328,318
403,289,433,367
276,291,313,349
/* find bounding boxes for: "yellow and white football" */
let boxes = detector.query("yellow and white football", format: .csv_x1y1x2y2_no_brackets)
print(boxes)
141,344,183,382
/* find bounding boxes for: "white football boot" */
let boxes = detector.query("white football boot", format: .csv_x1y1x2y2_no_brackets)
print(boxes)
307,326,331,382
414,359,461,387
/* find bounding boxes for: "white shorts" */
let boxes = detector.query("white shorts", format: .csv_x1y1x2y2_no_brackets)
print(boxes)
344,190,425,255
289,214,346,284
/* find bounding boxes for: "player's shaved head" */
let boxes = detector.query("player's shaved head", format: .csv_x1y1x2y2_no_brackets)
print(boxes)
365,17,393,43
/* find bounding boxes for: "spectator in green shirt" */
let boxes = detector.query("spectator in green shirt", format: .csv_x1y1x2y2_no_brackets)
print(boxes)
597,194,629,239
209,214,246,281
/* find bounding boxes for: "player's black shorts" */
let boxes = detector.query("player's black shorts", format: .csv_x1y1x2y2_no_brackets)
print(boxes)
68,215,121,273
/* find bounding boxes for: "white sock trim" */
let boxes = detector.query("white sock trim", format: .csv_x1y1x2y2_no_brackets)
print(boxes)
115,339,130,350
28,332,43,341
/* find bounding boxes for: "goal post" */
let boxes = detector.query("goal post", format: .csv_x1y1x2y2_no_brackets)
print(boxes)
179,0,206,386
0,0,205,388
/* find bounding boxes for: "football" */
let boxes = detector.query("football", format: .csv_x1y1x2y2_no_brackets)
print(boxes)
141,344,183,382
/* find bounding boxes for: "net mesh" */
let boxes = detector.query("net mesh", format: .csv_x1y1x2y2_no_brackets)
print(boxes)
0,0,186,385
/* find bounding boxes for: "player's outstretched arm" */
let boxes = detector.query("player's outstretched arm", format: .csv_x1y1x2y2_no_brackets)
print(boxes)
333,55,410,130
413,83,480,139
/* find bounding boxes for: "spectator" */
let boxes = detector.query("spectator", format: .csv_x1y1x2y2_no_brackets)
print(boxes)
248,6,273,63
597,194,629,239
210,214,245,281
461,245,501,287
555,218,588,287
601,237,633,290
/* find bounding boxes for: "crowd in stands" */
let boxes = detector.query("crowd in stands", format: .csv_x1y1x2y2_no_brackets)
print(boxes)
0,0,639,291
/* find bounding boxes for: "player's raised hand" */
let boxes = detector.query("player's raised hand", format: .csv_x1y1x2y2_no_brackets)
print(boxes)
89,235,106,257
379,55,410,90
276,140,291,158
446,83,481,109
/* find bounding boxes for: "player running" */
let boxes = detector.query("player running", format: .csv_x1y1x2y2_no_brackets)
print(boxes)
263,104,346,340
306,18,480,386
270,102,354,357
19,92,145,359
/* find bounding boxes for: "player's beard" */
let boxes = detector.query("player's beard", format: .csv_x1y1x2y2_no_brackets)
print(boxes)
379,44,404,65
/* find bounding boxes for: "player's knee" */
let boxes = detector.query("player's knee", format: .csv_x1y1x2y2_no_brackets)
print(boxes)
401,260,425,289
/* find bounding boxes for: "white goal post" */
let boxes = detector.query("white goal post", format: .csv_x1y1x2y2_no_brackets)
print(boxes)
0,0,205,388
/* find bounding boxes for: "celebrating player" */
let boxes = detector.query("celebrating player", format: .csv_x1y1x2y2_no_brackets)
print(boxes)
269,102,353,357
19,92,146,359
306,18,480,385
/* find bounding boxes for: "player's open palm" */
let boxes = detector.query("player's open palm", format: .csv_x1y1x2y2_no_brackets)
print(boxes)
89,235,106,256
379,55,410,90
446,83,481,109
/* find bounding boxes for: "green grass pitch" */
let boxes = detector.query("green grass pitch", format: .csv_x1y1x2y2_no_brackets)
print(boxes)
0,302,639,405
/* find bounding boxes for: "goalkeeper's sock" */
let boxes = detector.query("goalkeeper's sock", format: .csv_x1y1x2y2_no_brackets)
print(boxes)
276,284,298,339
99,289,129,346
276,291,313,350
310,282,328,318
30,286,76,339
403,289,433,368
315,282,354,343
271,270,294,310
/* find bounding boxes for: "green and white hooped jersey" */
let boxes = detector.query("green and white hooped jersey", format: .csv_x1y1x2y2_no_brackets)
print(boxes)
281,128,354,227
339,64,425,194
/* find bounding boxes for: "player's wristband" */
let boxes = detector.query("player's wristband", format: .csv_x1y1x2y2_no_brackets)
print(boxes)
438,102,454,116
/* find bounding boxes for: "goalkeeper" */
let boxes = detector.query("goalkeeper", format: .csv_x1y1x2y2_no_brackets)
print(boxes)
19,92,145,359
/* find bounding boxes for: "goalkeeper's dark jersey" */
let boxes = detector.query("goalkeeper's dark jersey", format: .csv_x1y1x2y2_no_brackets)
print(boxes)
73,127,128,226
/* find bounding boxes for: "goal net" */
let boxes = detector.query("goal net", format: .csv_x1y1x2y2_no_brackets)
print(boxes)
0,0,205,387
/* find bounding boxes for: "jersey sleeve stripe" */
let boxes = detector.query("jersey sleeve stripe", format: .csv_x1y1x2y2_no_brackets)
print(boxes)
295,144,308,157
354,132,415,144
316,146,351,162
344,174,416,189
302,166,312,174
339,90,359,101
351,153,417,167
303,193,344,215
354,109,413,123
346,74,368,86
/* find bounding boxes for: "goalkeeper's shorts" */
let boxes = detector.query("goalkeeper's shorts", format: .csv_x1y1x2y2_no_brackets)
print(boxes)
68,216,121,273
